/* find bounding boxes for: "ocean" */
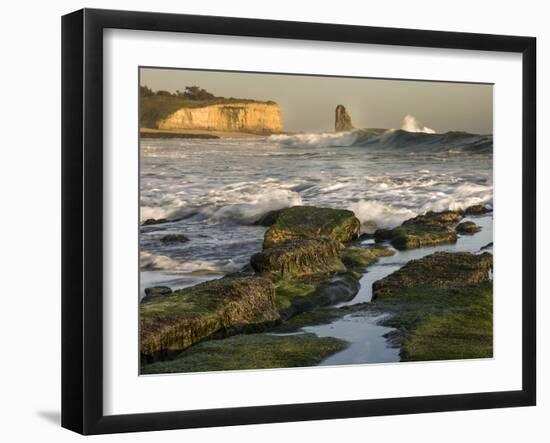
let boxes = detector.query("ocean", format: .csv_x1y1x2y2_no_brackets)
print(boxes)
140,129,493,300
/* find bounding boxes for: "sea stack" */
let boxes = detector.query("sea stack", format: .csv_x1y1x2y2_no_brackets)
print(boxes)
335,105,354,132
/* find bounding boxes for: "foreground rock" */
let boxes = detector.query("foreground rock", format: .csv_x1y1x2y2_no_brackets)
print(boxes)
140,276,279,361
370,251,493,362
374,210,463,249
141,332,347,374
263,206,360,249
274,273,360,320
142,286,172,302
372,251,493,299
456,221,481,234
251,238,345,278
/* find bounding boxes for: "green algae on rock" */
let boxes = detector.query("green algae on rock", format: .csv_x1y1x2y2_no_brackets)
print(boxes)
464,204,491,216
251,238,346,278
262,206,360,249
374,209,464,249
372,251,493,299
368,251,494,362
141,333,347,374
402,284,493,361
274,273,360,320
342,245,395,270
456,221,482,234
375,282,493,362
140,276,279,361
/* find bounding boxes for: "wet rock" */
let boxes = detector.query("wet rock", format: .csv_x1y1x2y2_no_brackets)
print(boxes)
160,233,190,243
464,204,491,216
480,242,493,250
402,210,463,227
253,208,285,226
251,238,346,278
374,209,462,249
456,221,481,234
263,206,360,249
341,246,395,270
141,332,347,374
370,252,494,361
372,251,493,299
275,273,360,320
142,218,169,226
335,104,354,132
143,286,172,302
140,276,279,361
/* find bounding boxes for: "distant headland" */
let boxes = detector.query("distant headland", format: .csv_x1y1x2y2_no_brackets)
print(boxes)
140,85,283,138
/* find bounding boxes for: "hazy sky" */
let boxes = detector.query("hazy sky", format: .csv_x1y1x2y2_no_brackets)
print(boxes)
140,67,493,134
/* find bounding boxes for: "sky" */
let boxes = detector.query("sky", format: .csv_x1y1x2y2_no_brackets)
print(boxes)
140,67,493,134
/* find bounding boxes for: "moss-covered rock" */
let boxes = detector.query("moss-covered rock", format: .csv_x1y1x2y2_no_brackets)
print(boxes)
403,210,463,227
372,252,493,299
253,208,285,226
464,204,491,216
140,276,279,361
263,206,360,249
273,273,360,320
251,238,345,278
342,245,395,270
142,286,172,303
374,210,463,249
456,221,482,234
401,286,493,361
140,332,347,374
368,252,494,362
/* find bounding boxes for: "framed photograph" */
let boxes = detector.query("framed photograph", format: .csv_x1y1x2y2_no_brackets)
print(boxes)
62,8,536,435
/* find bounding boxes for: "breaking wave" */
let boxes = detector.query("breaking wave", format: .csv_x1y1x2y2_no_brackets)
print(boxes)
401,114,436,134
270,128,492,154
141,187,302,224
140,251,241,272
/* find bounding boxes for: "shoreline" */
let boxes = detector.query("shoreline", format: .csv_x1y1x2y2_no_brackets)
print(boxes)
140,127,277,139
140,206,493,373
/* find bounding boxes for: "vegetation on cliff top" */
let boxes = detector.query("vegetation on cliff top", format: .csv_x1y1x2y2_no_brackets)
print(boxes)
140,85,276,128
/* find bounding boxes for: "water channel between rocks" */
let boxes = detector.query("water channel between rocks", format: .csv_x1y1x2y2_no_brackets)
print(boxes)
283,214,493,366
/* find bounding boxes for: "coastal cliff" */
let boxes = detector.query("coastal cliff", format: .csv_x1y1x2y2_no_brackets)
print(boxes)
157,102,283,134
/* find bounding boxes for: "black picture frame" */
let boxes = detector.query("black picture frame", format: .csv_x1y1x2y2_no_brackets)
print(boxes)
62,8,537,435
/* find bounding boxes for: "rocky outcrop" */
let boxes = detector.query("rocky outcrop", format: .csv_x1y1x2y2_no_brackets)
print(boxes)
374,210,463,249
372,251,493,299
141,332,347,374
341,245,395,270
371,251,493,361
158,102,283,134
456,221,481,234
263,206,360,249
464,204,491,216
140,276,279,361
142,286,172,303
160,234,189,243
335,105,354,132
251,238,346,278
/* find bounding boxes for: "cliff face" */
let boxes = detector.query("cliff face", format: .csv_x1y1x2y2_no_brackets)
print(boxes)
158,102,283,134
335,105,354,132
